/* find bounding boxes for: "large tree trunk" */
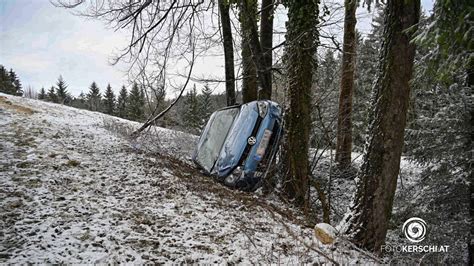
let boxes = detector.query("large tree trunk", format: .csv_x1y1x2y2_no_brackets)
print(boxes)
342,0,420,252
281,0,318,208
335,0,357,168
467,56,474,266
239,0,258,103
218,0,236,106
240,0,271,96
258,0,274,100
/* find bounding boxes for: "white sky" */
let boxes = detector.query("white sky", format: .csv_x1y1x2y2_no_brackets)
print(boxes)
0,0,434,97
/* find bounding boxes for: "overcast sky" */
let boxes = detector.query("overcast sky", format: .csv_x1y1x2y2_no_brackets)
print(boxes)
0,0,434,97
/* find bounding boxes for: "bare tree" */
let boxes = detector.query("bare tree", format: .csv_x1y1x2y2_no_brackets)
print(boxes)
23,86,37,99
239,0,258,103
239,0,272,97
258,0,274,100
341,0,420,252
335,0,357,169
54,0,216,134
218,0,236,106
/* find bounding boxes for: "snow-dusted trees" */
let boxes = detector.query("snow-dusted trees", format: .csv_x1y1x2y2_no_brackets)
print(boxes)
103,84,116,115
199,85,214,123
32,79,153,123
406,2,473,260
87,82,101,112
55,75,69,104
183,85,202,133
0,65,23,96
182,84,216,134
342,0,420,252
116,86,128,119
71,92,87,110
47,86,57,103
38,87,46,100
127,83,145,121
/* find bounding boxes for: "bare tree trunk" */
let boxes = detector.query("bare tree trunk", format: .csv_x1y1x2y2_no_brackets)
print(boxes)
259,0,274,100
311,178,330,223
467,57,474,266
335,0,357,168
342,0,420,252
240,0,258,103
281,0,318,208
240,0,271,96
218,0,236,106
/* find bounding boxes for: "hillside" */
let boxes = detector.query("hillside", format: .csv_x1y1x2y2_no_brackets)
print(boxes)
0,93,380,264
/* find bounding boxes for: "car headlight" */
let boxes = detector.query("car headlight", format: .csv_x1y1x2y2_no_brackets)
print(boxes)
257,101,268,118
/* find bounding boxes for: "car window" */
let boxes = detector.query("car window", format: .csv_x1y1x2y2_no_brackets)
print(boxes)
195,107,240,172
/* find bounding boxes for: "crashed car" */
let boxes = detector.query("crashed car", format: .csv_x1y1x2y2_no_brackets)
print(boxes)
192,100,283,191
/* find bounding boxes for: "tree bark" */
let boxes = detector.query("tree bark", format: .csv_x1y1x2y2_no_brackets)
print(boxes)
259,0,274,100
240,0,258,103
335,0,357,168
218,0,236,106
281,0,318,208
240,0,271,97
342,0,420,252
467,55,474,266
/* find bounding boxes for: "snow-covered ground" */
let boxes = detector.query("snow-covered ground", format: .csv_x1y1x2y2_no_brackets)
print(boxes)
0,93,379,264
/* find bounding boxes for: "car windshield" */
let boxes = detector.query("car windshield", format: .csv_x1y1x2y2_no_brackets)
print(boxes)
195,107,240,172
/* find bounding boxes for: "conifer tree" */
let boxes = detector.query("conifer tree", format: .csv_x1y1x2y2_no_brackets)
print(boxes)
103,83,116,115
0,65,13,94
71,92,88,109
55,75,69,104
47,86,57,103
38,87,46,100
87,82,101,111
116,85,128,119
199,84,214,127
127,83,144,121
0,66,24,96
183,85,201,133
8,69,21,95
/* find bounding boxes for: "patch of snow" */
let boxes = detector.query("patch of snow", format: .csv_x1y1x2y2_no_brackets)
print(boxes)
0,93,377,264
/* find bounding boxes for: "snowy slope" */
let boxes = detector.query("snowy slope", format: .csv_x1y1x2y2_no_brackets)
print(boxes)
0,93,377,264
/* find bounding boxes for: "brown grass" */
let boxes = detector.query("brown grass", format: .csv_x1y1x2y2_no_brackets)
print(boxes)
0,96,36,115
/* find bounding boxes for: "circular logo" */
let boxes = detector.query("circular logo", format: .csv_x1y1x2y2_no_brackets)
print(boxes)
247,136,257,146
402,217,427,243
